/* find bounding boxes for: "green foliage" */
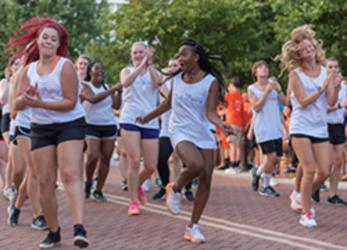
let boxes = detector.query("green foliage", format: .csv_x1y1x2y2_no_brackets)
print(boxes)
1,0,347,89
0,0,109,76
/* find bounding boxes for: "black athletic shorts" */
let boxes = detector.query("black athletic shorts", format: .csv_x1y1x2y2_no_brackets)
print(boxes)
85,124,117,140
328,123,345,145
31,117,86,151
15,126,31,138
291,134,328,144
1,113,10,134
259,138,283,156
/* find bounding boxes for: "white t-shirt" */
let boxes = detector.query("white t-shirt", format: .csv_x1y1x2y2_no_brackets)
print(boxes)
327,83,347,124
82,82,117,126
169,73,216,149
119,66,159,129
248,84,282,143
290,66,328,138
27,57,85,125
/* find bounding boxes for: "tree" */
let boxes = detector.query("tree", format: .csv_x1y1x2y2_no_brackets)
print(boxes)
0,0,109,77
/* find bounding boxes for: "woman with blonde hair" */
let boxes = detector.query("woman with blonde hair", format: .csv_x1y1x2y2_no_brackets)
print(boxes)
280,25,340,227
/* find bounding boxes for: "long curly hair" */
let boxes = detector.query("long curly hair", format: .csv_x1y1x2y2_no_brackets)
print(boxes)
279,25,325,73
7,17,69,66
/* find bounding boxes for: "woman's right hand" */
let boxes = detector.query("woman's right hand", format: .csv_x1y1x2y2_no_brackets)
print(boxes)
135,116,145,124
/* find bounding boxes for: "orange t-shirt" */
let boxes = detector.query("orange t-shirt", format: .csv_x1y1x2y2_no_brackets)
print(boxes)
224,90,244,127
242,100,252,128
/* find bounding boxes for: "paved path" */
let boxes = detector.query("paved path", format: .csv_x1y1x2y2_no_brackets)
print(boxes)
1,166,347,250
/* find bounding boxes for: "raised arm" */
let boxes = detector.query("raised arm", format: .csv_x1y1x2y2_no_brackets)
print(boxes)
289,71,328,108
248,84,272,113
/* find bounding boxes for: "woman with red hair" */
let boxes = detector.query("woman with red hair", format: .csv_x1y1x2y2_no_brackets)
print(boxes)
9,17,89,248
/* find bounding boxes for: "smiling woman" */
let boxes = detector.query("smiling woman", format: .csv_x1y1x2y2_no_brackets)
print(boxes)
7,17,89,249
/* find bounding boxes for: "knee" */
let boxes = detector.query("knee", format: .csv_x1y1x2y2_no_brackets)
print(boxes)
38,175,55,191
302,165,316,179
128,157,141,171
60,170,80,184
316,170,329,180
199,170,212,189
87,152,99,164
100,154,111,166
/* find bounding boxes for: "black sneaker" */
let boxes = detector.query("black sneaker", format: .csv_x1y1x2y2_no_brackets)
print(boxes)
32,215,48,230
259,186,280,197
312,189,320,203
327,195,347,205
93,190,107,202
84,181,92,199
251,167,260,192
184,189,194,202
320,183,328,192
39,228,61,249
8,206,20,226
120,180,128,191
73,224,89,248
152,188,166,200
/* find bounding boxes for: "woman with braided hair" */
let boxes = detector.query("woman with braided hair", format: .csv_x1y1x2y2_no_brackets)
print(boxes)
138,39,233,244
9,17,89,248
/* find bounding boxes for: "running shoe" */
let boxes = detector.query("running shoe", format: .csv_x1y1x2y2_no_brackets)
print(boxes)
84,181,92,199
166,183,181,215
327,195,347,205
73,224,89,248
39,228,61,249
299,212,317,227
138,187,147,205
32,215,48,230
259,186,280,197
141,179,152,192
289,190,302,212
251,167,260,192
128,201,140,216
8,206,20,226
184,224,206,244
2,186,16,201
121,180,128,191
225,166,241,174
152,188,166,200
184,189,194,202
93,190,107,202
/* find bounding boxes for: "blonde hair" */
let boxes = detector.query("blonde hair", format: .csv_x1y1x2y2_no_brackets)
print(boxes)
279,25,325,73
131,41,148,51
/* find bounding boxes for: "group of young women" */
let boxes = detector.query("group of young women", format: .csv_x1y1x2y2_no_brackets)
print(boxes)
0,16,345,249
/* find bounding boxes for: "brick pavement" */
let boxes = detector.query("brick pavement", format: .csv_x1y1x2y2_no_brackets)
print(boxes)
1,165,347,250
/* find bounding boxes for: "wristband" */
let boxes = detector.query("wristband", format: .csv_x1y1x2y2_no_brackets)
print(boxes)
337,103,342,109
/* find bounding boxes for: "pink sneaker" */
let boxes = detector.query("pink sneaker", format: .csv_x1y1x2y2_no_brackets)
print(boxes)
299,212,317,227
290,190,302,212
138,187,147,205
128,201,140,216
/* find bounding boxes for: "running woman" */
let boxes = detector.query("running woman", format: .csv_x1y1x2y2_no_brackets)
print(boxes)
119,42,161,215
75,55,91,83
81,61,122,201
9,17,89,248
280,25,340,227
138,39,233,243
325,57,347,205
248,60,287,197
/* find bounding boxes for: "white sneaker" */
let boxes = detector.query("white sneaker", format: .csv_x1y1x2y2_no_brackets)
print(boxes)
184,224,206,243
3,187,16,201
225,167,241,175
310,207,316,218
289,190,302,212
299,212,317,227
165,183,181,215
270,178,278,187
142,179,152,192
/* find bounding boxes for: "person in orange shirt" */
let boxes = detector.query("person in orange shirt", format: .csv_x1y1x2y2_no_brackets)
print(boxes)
224,77,244,173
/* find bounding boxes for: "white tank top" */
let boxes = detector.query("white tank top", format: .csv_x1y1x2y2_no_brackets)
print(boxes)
159,80,172,138
15,107,32,129
119,66,159,129
327,83,347,124
82,82,117,126
27,57,85,125
248,84,282,143
290,66,328,138
169,73,216,149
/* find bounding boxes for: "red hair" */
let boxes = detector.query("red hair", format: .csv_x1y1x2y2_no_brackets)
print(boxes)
7,17,69,65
